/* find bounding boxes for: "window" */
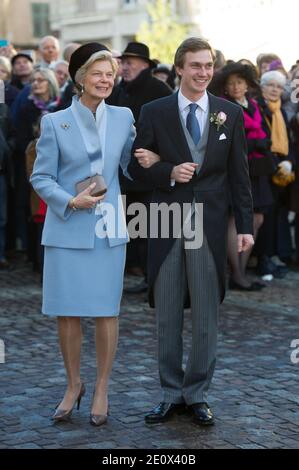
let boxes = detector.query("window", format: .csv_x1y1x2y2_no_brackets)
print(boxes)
31,3,50,38
123,0,137,6
77,0,96,11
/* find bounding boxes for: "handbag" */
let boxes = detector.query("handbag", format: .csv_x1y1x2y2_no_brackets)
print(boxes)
75,174,107,197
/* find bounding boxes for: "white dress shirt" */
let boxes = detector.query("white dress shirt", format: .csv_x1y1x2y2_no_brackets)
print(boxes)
178,88,209,136
170,90,209,187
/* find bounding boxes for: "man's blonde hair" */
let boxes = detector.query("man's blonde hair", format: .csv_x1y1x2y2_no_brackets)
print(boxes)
174,37,216,69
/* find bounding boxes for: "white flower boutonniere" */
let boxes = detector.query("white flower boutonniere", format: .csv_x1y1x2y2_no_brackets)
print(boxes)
210,111,227,131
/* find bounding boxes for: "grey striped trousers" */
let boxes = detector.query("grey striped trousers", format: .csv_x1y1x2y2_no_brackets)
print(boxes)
154,229,220,405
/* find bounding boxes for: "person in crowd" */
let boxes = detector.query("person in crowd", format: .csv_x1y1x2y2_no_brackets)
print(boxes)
282,65,299,121
255,70,294,276
62,42,81,63
0,57,19,107
37,35,60,68
214,49,226,73
0,98,15,269
111,50,123,85
25,117,45,276
0,43,17,59
30,43,157,426
51,60,74,110
268,59,288,77
256,53,281,77
60,44,82,110
107,41,172,292
0,56,11,81
51,60,69,92
289,100,299,266
14,68,60,256
128,37,254,426
152,64,171,83
10,52,34,90
215,62,274,290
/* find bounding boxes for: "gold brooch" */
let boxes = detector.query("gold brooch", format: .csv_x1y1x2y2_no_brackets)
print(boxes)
60,122,70,130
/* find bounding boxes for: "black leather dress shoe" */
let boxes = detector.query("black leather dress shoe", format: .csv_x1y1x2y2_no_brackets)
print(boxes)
124,280,148,294
229,279,264,291
190,403,214,426
145,402,186,424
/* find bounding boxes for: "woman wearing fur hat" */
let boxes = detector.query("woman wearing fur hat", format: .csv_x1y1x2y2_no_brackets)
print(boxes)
216,62,273,290
30,43,157,426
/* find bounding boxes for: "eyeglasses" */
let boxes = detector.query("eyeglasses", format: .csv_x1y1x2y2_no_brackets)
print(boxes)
32,78,47,84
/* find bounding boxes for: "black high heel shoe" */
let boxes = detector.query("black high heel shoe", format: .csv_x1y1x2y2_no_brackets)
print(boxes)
52,382,86,422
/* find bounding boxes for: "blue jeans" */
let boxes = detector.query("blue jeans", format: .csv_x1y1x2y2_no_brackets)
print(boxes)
0,174,7,261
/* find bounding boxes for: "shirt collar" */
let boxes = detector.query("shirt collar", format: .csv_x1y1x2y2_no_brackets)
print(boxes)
178,89,209,113
78,96,105,124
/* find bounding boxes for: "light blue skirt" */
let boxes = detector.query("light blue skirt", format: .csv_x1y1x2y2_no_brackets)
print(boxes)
42,233,126,317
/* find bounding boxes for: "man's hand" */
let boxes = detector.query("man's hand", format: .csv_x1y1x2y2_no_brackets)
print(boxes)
170,162,198,183
237,234,254,253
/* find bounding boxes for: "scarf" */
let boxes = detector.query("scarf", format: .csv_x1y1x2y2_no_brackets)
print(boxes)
266,99,289,156
70,96,106,175
29,94,60,116
242,98,267,160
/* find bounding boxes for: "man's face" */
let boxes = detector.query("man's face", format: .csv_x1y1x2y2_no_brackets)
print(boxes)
13,57,33,77
176,49,214,99
55,63,69,87
121,56,149,82
40,39,59,64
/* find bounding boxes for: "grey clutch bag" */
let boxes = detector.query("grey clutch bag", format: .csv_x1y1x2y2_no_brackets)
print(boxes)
75,174,107,197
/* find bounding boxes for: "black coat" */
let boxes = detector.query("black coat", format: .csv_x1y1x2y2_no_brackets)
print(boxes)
107,68,173,193
0,103,15,186
289,105,299,212
128,92,253,307
107,68,172,121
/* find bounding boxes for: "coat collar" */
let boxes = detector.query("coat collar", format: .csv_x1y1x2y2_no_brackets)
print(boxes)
162,91,220,166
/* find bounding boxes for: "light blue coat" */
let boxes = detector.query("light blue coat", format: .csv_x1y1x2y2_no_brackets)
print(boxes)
30,98,135,249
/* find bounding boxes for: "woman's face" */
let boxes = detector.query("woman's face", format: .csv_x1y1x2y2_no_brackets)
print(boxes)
0,66,9,80
82,60,115,102
31,72,50,99
225,74,248,101
262,80,284,102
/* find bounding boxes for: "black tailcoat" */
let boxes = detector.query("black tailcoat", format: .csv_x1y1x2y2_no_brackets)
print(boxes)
128,92,253,306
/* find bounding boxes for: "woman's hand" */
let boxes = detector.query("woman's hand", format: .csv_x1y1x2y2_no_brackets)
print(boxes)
69,182,105,210
134,148,160,168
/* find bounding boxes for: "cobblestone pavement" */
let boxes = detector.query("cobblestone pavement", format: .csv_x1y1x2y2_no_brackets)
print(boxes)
0,258,299,449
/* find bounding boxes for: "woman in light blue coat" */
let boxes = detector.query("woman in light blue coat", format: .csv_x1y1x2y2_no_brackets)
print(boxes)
30,43,157,426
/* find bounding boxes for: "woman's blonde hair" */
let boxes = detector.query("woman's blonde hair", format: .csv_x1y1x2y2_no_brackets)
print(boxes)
0,56,12,80
32,67,60,100
74,50,118,93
